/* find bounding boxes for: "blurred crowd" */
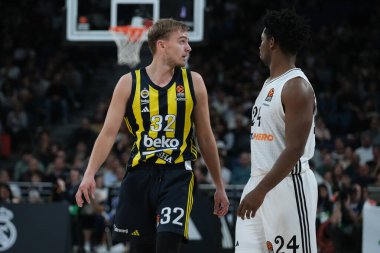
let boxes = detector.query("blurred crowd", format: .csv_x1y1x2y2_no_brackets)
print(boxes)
1,0,380,252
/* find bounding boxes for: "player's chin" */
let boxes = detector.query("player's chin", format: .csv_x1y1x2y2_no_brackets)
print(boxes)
177,60,187,67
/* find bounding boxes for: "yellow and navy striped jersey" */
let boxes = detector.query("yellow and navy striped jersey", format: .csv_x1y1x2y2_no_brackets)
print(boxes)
124,67,198,168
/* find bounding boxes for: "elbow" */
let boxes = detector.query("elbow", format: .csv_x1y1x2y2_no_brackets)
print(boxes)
286,143,305,159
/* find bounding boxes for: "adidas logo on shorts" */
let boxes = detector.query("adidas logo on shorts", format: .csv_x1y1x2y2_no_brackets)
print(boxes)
131,230,140,236
142,106,150,112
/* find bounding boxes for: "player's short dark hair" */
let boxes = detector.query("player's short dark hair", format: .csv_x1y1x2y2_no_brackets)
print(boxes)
147,19,189,54
262,9,311,55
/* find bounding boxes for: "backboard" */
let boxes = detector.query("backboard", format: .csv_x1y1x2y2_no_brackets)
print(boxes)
66,0,205,42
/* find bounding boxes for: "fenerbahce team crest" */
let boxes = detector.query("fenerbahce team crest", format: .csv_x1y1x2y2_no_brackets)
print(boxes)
0,207,17,251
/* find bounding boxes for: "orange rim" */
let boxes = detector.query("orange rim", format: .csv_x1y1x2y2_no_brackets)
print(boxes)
110,25,149,42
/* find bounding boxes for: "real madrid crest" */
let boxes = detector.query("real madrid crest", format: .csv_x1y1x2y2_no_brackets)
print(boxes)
0,207,17,251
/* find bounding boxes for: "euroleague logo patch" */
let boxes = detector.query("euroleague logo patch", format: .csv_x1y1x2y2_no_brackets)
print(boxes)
176,84,186,101
265,88,274,102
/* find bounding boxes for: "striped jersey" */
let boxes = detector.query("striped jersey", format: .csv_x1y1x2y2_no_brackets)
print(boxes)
250,68,316,176
124,67,198,168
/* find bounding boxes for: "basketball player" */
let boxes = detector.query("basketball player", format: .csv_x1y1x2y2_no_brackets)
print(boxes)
235,9,318,253
75,19,229,253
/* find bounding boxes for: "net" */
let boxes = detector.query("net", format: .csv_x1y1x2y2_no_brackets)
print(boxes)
110,25,149,67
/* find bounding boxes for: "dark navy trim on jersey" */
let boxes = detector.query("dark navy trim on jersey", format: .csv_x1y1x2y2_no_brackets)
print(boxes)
140,67,180,91
186,69,197,107
291,161,311,253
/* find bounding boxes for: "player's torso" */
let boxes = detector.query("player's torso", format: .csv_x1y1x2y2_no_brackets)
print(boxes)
125,67,198,168
250,68,315,176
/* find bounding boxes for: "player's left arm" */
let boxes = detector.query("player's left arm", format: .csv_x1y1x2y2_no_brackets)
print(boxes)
238,77,315,219
192,71,230,217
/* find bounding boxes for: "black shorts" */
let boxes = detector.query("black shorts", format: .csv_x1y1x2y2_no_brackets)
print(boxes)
112,162,195,243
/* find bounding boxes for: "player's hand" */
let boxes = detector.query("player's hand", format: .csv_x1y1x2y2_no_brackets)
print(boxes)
213,189,230,217
237,188,265,220
75,174,96,207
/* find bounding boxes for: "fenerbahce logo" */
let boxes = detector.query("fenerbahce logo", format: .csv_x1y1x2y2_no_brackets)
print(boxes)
0,207,17,251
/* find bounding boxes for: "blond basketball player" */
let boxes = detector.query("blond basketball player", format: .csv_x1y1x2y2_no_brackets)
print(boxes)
235,9,318,253
76,19,229,253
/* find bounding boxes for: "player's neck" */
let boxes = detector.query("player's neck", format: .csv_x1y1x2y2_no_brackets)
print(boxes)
146,59,176,87
269,54,296,79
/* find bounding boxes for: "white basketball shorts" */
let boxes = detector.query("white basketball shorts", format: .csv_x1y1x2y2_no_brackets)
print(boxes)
235,169,318,253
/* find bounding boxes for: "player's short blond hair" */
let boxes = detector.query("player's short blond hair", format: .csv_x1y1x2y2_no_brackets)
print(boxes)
147,19,189,54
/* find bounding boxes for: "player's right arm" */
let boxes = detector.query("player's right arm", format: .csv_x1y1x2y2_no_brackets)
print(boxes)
75,74,132,207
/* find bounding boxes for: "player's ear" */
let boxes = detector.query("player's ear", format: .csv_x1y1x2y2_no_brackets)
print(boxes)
157,40,165,50
269,37,275,49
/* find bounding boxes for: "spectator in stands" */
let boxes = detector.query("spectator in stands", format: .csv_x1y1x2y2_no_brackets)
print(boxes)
355,132,374,166
45,155,70,183
33,129,55,167
315,116,331,149
230,152,250,185
18,157,45,182
45,73,69,124
371,170,380,187
0,182,17,203
328,187,362,253
317,184,333,227
193,158,210,185
331,137,346,163
354,163,374,187
68,117,97,149
6,102,28,151
0,169,21,203
317,152,336,176
91,101,108,125
102,153,120,187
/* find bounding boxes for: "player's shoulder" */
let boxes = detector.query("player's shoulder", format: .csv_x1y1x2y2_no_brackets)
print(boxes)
282,76,314,104
189,71,204,86
120,72,133,84
114,73,133,93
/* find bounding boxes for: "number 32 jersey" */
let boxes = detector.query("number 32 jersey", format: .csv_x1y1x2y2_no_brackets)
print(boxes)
125,67,198,168
250,68,316,176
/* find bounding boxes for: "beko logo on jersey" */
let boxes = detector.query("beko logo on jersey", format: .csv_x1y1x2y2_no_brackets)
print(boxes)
143,135,180,148
141,99,150,105
251,133,274,141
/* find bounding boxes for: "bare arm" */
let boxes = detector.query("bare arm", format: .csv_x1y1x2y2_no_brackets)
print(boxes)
192,71,229,216
238,77,315,219
76,74,132,207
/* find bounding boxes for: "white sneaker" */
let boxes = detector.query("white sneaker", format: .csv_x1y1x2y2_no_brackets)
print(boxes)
94,244,108,253
110,243,126,253
84,242,91,253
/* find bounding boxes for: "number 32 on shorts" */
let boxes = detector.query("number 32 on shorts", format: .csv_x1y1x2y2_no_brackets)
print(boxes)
270,235,299,253
159,207,185,226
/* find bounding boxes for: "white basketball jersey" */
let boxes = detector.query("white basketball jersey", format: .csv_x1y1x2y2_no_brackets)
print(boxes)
250,68,315,176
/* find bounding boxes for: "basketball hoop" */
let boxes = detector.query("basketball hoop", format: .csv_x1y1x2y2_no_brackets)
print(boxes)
110,24,150,67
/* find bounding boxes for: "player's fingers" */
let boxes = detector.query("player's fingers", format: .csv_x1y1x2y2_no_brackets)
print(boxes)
237,202,245,219
75,189,83,207
90,184,95,199
82,187,91,204
215,202,226,217
213,199,219,214
220,200,229,216
250,210,255,219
